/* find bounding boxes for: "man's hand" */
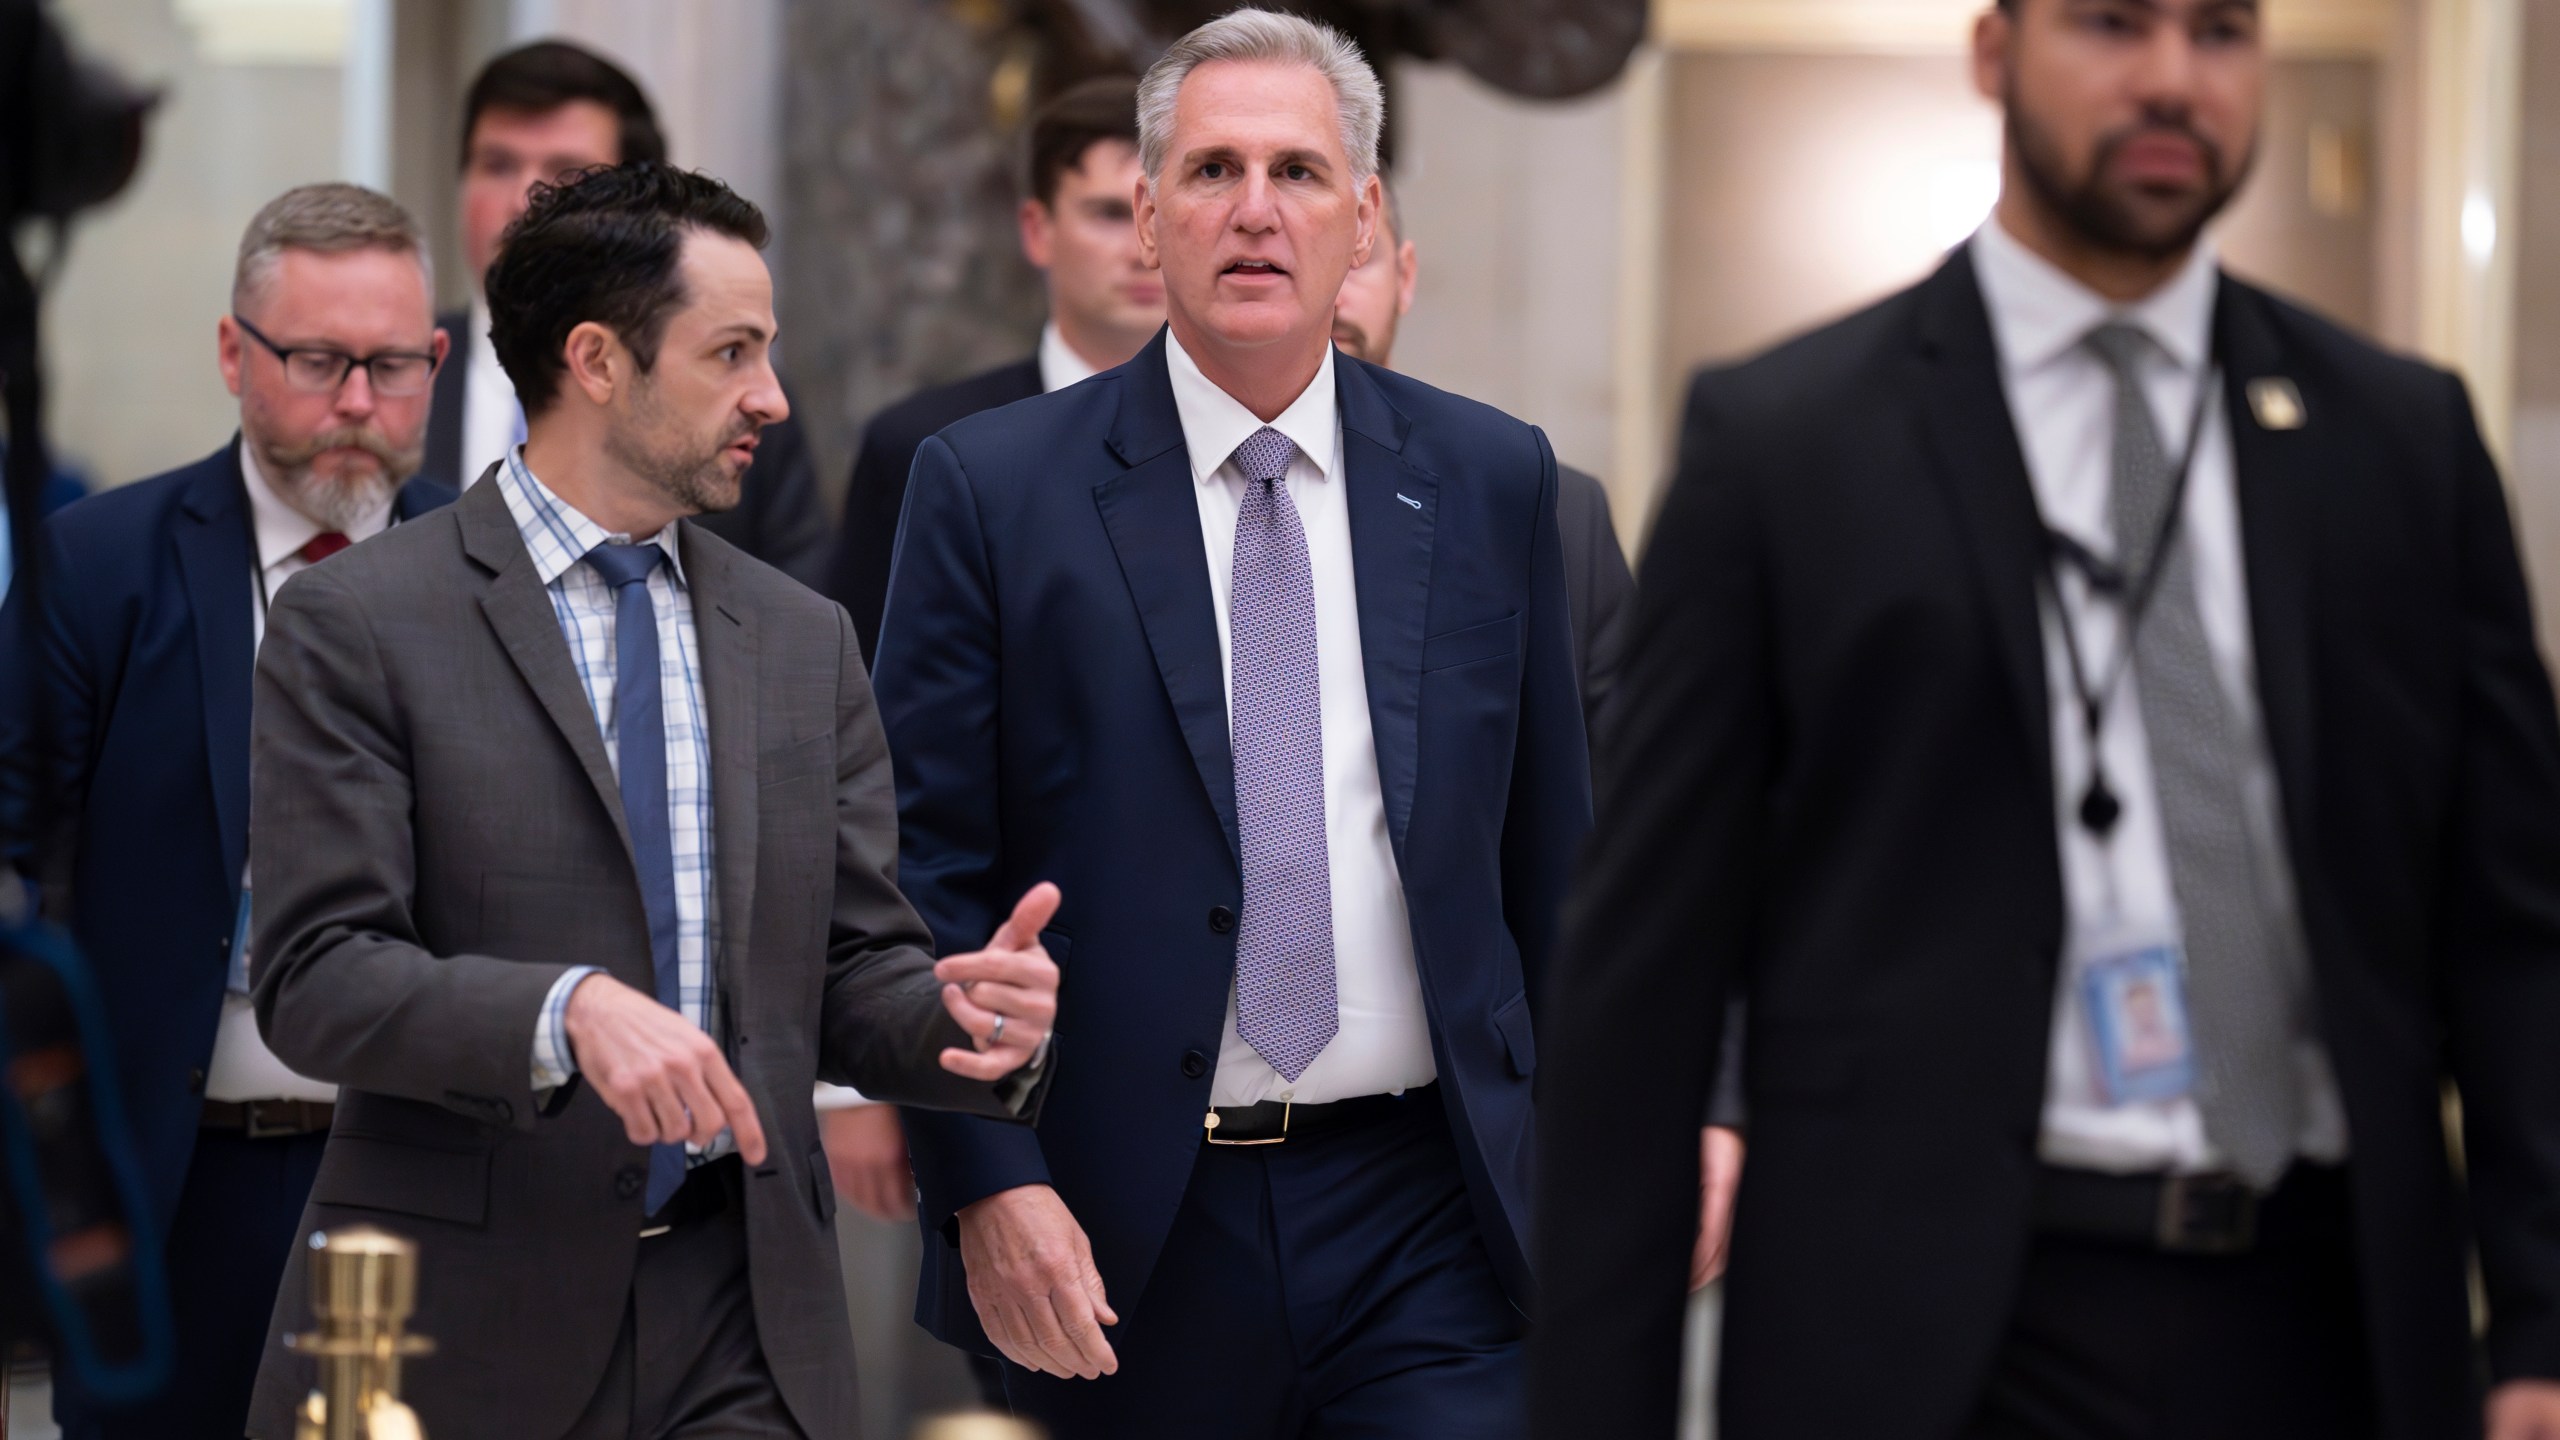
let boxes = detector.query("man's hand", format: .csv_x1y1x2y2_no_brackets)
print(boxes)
821,1105,916,1222
1690,1125,1745,1291
2490,1380,2560,1439
935,882,1063,1081
563,973,768,1166
957,1183,1118,1379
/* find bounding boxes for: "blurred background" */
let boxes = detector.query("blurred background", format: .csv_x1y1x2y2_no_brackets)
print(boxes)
5,0,2557,1435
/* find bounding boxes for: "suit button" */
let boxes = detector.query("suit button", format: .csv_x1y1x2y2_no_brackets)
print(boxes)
616,1165,646,1199
1181,1050,1209,1079
1208,906,1235,935
187,1068,207,1095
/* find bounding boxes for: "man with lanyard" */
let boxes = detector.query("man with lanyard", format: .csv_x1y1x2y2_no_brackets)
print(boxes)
0,183,452,1439
1533,2,2560,1437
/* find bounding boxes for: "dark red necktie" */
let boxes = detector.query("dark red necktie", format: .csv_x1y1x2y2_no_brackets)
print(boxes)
298,532,351,564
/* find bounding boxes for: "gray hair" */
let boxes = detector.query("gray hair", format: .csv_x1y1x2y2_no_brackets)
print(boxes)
233,182,432,311
1137,8,1383,187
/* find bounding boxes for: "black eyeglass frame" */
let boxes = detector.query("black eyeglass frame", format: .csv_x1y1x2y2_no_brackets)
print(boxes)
230,313,442,397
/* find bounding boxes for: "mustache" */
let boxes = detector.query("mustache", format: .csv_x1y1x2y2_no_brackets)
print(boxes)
271,425,405,470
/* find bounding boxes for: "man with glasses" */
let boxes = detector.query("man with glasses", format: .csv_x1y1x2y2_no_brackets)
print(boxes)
0,182,454,1439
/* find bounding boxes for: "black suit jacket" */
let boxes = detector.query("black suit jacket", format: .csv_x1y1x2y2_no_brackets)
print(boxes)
1530,251,2560,1440
1555,463,1633,749
424,308,830,584
822,357,1044,661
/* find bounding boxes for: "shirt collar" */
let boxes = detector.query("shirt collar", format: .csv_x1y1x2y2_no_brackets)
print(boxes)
497,446,687,590
1969,213,2220,375
1163,326,1336,489
1037,320,1101,394
238,434,393,571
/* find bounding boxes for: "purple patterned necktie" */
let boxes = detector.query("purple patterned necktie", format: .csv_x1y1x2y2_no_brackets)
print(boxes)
1228,425,1337,1082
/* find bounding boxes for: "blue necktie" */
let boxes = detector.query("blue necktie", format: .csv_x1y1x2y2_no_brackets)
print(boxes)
586,541,688,1215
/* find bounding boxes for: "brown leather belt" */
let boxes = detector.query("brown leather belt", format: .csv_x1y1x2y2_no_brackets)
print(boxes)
199,1099,335,1138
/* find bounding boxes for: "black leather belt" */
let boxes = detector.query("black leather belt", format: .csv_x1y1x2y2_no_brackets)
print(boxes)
1204,1085,1433,1146
640,1153,741,1238
2033,1165,2263,1256
198,1099,334,1138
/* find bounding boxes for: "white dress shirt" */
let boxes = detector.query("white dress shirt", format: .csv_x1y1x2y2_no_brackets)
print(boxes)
206,439,395,1104
1038,320,1103,394
1970,218,2347,1174
458,297,524,490
1162,328,1434,1107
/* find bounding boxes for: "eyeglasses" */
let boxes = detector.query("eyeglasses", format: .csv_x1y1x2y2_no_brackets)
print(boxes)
231,314,438,398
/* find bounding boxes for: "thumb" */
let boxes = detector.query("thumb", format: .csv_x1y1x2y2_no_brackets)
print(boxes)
992,881,1063,952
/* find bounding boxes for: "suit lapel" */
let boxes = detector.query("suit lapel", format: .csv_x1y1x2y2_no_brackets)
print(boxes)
174,443,257,886
459,479,637,861
1094,335,1241,864
2216,278,2321,854
1912,248,2056,803
1338,358,1431,856
681,528,761,998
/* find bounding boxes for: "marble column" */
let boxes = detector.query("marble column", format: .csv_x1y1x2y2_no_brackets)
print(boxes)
776,0,1049,500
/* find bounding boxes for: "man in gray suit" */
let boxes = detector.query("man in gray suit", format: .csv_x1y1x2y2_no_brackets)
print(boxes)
242,163,1061,1439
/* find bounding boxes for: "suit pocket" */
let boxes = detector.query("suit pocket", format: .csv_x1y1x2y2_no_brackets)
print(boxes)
1422,613,1520,673
309,1134,491,1225
809,1143,838,1226
760,730,835,790
1038,928,1072,965
1492,991,1536,1078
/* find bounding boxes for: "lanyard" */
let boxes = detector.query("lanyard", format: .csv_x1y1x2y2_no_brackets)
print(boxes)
2037,359,2221,839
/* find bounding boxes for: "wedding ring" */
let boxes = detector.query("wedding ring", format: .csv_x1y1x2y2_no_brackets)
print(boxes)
990,1014,1007,1046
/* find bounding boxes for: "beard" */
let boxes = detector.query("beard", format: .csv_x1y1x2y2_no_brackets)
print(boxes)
2007,94,2252,262
253,424,415,534
605,373,754,520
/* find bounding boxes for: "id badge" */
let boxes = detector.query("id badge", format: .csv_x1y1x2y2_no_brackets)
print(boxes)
2078,927,2197,1106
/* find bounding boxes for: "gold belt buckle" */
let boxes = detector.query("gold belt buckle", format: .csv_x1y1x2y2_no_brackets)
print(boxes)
1203,1100,1289,1146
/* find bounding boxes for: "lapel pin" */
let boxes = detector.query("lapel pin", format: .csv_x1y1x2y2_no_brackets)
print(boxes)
1395,492,1422,511
2248,377,2306,431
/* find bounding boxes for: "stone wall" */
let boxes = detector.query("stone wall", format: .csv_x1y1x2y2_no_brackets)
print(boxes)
776,0,1049,498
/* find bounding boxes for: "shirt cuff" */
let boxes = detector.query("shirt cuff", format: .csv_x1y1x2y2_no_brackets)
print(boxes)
532,966,604,1092
813,1083,875,1111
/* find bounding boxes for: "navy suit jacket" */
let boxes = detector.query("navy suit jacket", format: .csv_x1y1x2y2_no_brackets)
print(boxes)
0,441,452,1228
873,332,1590,1350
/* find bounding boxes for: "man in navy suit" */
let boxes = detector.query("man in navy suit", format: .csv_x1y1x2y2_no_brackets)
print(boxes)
0,183,454,1439
872,11,1588,1437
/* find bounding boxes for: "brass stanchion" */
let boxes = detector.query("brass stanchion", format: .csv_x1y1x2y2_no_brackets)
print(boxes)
286,1225,433,1440
911,1415,1047,1440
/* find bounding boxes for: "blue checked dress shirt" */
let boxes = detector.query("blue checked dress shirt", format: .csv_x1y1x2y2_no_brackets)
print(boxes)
501,450,730,1164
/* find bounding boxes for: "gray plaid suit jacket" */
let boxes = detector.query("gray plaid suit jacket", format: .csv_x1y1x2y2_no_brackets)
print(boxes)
241,473,1043,1439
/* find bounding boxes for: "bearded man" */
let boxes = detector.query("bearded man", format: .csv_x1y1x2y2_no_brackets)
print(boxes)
1532,2,2560,1439
0,183,456,1439
230,162,1059,1440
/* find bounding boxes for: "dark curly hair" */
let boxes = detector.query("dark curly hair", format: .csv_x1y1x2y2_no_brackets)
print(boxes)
483,162,767,418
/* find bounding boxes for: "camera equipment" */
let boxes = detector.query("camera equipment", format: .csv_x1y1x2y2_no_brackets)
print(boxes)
0,0,167,1401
